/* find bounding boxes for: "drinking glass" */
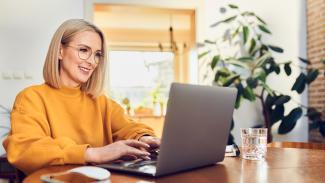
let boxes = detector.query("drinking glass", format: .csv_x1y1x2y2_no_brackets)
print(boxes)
240,128,267,160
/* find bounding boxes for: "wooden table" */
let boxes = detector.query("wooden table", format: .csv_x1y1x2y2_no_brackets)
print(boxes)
24,147,325,183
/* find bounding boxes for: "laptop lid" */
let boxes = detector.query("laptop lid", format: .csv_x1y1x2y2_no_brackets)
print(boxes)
155,83,237,176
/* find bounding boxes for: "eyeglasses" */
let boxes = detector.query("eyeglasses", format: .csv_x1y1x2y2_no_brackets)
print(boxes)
65,45,103,64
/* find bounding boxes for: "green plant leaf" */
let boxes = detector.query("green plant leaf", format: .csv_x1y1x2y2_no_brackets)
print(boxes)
309,121,320,130
253,68,267,82
255,52,272,68
242,86,256,101
298,57,311,65
291,73,306,94
210,15,237,27
257,34,262,40
228,4,238,9
223,74,240,87
211,55,220,69
243,26,249,44
249,39,256,54
270,104,284,124
306,107,322,121
235,95,242,109
214,72,220,83
284,63,292,76
258,25,271,34
198,51,210,59
247,77,258,88
265,94,276,107
306,69,319,84
261,82,274,96
238,56,254,62
274,65,280,74
217,68,231,77
235,83,243,109
225,58,249,69
268,45,284,53
255,15,266,25
278,108,303,134
273,95,291,105
241,11,255,16
204,39,216,44
231,27,240,38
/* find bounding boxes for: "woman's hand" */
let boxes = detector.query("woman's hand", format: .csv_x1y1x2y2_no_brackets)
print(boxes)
85,140,150,164
139,136,161,149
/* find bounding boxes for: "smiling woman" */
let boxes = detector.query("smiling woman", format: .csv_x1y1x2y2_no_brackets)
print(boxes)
3,19,160,175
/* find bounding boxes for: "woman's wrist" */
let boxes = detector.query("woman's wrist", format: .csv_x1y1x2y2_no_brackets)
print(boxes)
85,147,98,163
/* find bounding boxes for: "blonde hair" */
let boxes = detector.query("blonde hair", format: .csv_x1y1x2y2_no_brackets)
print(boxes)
43,19,107,98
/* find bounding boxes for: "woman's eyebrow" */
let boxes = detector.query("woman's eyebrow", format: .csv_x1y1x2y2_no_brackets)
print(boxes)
77,44,102,52
77,44,91,49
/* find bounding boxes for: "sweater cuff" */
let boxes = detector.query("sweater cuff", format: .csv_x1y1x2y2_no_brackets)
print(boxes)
63,144,89,164
135,132,156,140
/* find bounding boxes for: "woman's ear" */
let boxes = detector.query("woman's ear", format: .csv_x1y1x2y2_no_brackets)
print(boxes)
58,45,63,60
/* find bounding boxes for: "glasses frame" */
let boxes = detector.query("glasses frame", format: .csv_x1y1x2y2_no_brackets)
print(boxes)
65,44,103,65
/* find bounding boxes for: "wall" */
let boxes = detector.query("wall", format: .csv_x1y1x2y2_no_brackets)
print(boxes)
307,0,325,142
202,0,308,143
0,0,83,155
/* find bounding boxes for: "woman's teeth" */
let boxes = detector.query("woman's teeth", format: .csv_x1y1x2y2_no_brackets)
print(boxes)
79,66,90,72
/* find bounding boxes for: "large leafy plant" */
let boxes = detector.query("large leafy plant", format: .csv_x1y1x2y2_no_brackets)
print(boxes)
199,4,325,142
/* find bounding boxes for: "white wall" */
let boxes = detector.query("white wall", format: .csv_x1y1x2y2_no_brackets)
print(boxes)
202,0,308,143
0,0,83,155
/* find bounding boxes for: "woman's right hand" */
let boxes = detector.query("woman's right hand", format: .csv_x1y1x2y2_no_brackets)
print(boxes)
85,140,151,164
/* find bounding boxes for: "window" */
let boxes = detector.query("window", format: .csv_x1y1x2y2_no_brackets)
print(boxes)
93,4,196,116
108,51,174,115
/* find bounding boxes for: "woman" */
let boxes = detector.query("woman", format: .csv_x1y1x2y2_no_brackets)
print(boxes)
3,19,160,175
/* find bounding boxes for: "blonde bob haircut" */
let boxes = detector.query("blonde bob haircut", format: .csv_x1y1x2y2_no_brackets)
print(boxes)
43,19,107,98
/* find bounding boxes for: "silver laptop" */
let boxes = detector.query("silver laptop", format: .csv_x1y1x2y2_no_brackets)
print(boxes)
97,83,237,177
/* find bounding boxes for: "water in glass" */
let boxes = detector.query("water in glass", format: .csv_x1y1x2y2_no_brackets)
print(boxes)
241,128,267,160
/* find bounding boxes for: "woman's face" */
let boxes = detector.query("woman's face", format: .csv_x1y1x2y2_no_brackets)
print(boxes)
59,31,102,87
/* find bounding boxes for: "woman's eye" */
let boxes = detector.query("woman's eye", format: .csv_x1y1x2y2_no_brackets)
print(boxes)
95,52,103,58
79,48,88,53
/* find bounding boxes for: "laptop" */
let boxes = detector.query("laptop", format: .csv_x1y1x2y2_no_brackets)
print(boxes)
97,83,237,177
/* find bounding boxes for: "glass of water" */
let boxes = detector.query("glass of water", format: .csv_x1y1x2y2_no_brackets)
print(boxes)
240,128,267,160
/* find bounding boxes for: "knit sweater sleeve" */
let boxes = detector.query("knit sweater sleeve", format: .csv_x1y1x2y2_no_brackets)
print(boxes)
108,99,155,141
2,89,89,175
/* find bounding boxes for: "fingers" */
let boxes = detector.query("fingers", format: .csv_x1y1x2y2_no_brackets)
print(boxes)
124,139,150,149
125,145,150,157
140,136,161,149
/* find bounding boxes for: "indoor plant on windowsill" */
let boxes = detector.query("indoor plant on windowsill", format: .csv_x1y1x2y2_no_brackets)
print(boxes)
198,4,325,143
0,105,11,138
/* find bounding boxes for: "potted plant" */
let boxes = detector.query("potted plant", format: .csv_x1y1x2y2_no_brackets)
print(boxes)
0,105,11,138
198,4,325,143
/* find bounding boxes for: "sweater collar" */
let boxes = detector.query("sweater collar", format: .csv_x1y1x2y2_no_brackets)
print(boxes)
58,85,82,97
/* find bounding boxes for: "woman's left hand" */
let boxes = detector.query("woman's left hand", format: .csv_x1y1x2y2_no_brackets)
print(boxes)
139,136,161,149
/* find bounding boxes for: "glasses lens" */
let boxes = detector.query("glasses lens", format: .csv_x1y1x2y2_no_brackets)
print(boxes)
94,52,103,64
78,47,91,60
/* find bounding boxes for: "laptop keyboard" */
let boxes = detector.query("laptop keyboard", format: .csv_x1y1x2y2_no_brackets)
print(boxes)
127,160,156,168
110,150,159,169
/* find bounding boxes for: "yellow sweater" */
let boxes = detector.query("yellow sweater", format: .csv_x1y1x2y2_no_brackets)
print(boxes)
3,84,155,174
